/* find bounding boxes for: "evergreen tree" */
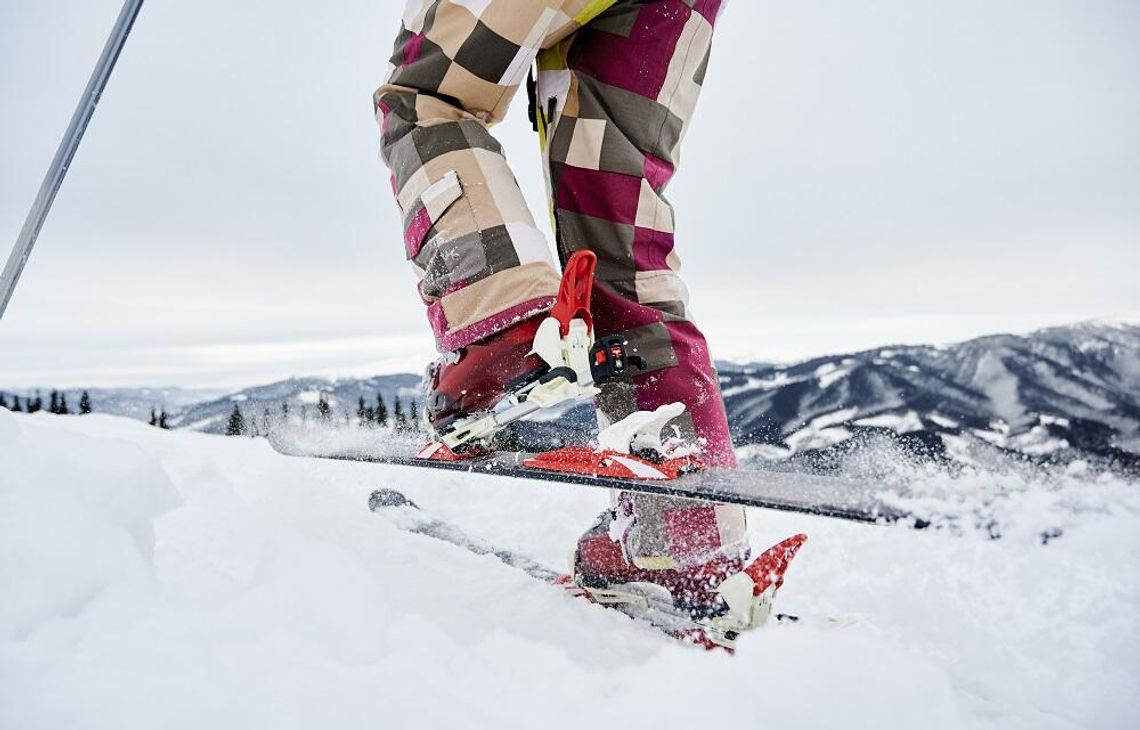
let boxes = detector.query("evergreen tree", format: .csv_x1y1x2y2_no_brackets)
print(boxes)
0,393,7,410
393,396,406,429
149,408,158,426
79,391,92,414
29,392,42,413
409,400,419,431
226,404,245,436
281,402,290,422
159,410,170,429
376,392,389,427
49,390,60,414
357,396,368,426
59,393,70,415
317,394,331,421
11,395,22,412
262,408,272,435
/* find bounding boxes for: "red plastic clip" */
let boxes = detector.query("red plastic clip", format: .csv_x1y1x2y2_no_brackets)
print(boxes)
550,250,597,336
743,534,808,596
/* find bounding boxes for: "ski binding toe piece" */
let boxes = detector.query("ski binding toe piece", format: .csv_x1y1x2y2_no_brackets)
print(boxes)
523,402,705,480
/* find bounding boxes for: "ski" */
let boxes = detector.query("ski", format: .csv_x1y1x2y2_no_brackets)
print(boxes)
270,250,918,528
272,430,918,526
367,489,841,650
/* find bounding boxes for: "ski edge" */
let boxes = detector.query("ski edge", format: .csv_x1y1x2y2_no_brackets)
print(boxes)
287,446,920,527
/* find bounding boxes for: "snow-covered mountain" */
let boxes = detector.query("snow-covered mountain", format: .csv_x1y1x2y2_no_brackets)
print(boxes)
170,374,424,434
4,321,1137,469
489,321,1140,471
721,321,1140,471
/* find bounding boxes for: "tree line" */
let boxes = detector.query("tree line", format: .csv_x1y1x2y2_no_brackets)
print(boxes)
225,391,422,437
0,390,92,415
2,387,424,439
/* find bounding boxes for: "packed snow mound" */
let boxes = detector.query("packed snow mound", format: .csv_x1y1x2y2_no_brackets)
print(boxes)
2,410,1139,729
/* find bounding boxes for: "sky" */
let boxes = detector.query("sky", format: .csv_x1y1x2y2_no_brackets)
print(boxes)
1,0,1138,389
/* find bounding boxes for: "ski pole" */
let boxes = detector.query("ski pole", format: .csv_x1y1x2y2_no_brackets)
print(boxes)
0,0,145,319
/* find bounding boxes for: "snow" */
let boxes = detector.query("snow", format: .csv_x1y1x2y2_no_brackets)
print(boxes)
807,407,860,431
720,370,794,396
814,361,855,389
972,428,1010,447
929,413,960,429
734,443,793,461
785,425,853,453
1004,425,1070,456
940,433,977,464
2,409,1139,729
782,408,859,453
1039,414,1071,428
972,352,1025,424
297,390,324,404
855,411,925,434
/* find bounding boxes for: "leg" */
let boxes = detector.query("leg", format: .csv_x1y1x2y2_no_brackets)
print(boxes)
538,0,747,570
537,0,734,464
374,0,620,351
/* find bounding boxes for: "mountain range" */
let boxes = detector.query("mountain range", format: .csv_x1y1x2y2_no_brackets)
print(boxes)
4,321,1137,472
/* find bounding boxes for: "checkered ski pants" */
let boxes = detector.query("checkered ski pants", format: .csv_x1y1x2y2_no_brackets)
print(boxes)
375,0,747,570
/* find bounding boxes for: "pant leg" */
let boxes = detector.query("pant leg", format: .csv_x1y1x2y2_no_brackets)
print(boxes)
374,0,619,351
536,0,735,465
538,0,746,569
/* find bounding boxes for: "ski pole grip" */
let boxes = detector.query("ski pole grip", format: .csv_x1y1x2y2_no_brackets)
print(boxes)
551,250,596,336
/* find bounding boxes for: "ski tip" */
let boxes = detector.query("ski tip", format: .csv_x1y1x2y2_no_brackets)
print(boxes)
743,533,809,593
763,533,809,554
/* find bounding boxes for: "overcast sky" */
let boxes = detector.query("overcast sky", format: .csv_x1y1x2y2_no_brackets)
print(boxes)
2,0,1138,388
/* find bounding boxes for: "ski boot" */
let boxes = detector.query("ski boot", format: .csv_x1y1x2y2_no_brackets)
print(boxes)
417,250,645,460
423,313,549,435
562,510,808,651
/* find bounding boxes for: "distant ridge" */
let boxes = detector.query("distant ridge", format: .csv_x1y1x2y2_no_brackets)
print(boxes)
5,321,1137,471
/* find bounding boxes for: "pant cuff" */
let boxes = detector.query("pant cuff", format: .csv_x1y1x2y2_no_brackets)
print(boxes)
426,263,560,350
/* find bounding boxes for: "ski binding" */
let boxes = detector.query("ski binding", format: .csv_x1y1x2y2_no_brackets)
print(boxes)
418,250,647,457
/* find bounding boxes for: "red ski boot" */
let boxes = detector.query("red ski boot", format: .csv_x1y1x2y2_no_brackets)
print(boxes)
571,509,746,618
564,510,809,650
424,313,549,436
418,251,643,458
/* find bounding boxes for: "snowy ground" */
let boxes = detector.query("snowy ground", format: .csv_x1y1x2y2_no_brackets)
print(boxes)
2,410,1138,729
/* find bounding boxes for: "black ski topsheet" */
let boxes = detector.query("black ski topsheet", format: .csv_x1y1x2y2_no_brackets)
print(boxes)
270,430,918,526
